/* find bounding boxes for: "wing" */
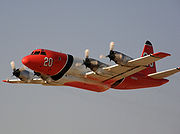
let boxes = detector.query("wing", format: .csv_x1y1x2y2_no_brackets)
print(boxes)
3,77,65,86
85,52,170,84
3,78,44,84
148,67,180,79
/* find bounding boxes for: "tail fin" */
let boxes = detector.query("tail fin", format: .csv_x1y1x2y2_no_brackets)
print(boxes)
140,40,157,75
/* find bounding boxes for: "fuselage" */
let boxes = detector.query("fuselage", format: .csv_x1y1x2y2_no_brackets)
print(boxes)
21,49,169,92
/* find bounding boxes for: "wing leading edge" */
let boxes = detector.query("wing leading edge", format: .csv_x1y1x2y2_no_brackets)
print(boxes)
3,78,43,84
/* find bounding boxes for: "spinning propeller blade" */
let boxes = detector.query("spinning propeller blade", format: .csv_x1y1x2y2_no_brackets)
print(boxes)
10,61,16,71
110,41,115,51
99,41,115,59
85,49,89,59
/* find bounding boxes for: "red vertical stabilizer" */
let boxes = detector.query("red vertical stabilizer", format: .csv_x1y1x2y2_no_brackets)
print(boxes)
140,40,157,75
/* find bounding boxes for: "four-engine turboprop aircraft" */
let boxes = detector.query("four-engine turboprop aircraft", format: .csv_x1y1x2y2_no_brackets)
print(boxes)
3,41,180,92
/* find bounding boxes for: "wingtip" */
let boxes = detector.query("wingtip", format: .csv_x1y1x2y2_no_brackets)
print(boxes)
145,40,152,46
2,80,7,83
177,67,180,71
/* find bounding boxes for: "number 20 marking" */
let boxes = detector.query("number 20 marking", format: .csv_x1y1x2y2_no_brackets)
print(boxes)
44,57,53,67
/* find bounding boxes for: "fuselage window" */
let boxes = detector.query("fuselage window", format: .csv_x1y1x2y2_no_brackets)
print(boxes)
59,57,61,61
41,51,46,55
33,51,40,55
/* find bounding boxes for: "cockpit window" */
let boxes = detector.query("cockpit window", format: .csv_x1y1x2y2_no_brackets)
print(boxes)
31,51,34,55
40,51,46,55
33,51,40,55
30,50,46,55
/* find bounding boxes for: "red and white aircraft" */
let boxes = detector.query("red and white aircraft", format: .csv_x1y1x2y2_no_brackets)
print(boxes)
3,41,180,92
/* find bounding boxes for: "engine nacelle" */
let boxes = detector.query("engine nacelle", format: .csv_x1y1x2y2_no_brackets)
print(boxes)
108,51,133,65
19,70,34,82
84,58,108,72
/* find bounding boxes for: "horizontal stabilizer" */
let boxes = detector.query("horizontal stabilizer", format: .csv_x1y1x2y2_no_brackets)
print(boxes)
148,67,180,79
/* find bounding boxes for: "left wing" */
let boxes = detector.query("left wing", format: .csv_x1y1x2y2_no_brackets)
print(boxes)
85,52,170,84
148,67,180,79
126,52,170,66
3,78,43,84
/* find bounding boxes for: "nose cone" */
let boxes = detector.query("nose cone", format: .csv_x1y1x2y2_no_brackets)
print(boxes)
22,56,30,66
21,55,44,73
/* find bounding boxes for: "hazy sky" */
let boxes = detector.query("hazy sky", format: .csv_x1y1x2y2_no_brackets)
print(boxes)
0,0,180,134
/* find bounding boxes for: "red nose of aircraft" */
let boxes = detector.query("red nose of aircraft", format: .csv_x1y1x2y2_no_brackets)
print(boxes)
21,50,59,76
21,49,71,76
21,55,43,72
22,54,50,75
22,56,30,66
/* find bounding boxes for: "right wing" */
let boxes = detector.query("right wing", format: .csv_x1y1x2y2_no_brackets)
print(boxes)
85,52,170,84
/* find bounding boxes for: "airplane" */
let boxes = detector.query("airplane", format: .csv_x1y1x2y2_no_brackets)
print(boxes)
3,40,180,92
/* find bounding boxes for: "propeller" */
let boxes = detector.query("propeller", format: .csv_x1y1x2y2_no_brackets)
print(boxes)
99,54,106,59
75,49,92,67
85,49,89,59
75,49,90,67
10,61,16,71
75,62,83,67
83,49,91,68
9,61,34,82
110,41,115,51
75,49,99,72
99,41,115,61
19,65,26,71
10,61,26,78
